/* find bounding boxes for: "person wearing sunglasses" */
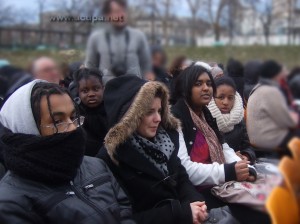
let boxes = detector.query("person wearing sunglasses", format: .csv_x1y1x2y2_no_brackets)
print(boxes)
0,80,134,224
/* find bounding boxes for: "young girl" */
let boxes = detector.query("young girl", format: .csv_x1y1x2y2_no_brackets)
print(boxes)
208,76,256,164
73,68,107,156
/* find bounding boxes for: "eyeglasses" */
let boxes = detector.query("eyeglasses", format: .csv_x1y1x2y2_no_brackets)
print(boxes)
40,116,85,134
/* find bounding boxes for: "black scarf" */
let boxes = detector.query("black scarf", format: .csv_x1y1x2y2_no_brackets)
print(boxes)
130,128,174,176
1,128,86,185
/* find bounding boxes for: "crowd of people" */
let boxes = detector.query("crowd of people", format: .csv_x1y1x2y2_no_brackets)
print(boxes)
0,0,300,223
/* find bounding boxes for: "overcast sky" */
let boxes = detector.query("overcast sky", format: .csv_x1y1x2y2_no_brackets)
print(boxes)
3,0,191,24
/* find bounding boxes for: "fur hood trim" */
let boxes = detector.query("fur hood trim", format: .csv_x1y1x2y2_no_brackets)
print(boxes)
104,81,180,163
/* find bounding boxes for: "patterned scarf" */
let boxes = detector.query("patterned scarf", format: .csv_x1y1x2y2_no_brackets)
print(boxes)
207,92,244,133
186,102,225,164
130,128,174,176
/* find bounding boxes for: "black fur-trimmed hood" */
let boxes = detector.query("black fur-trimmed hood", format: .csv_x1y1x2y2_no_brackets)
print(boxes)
104,77,180,163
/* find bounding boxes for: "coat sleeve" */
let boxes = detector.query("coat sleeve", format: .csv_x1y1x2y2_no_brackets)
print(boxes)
177,129,226,185
223,143,242,163
84,31,100,69
264,88,298,128
133,200,194,224
105,163,136,224
137,31,152,77
239,122,256,164
174,133,205,202
0,201,42,224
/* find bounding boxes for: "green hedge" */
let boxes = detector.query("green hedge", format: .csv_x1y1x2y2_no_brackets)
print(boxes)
0,46,299,69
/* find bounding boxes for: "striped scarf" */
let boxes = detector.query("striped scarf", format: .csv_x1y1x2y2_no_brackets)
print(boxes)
186,102,225,164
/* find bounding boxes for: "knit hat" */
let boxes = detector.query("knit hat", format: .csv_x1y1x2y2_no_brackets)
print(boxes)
260,60,282,79
194,61,212,71
104,76,147,128
211,66,224,79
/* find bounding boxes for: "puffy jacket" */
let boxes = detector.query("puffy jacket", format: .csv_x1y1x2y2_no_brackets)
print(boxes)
0,156,135,224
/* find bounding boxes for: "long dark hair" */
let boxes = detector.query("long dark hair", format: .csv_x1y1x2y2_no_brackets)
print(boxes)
173,64,216,107
31,82,78,133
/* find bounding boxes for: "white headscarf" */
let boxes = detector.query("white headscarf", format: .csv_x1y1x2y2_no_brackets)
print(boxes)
0,80,46,135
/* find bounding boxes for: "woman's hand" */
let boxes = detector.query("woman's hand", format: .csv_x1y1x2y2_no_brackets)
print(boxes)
235,160,250,181
190,201,208,224
236,151,249,161
246,175,256,182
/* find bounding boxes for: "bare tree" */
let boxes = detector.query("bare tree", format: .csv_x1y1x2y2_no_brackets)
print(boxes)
245,0,273,45
0,0,14,25
260,0,273,45
131,0,158,45
247,1,259,36
36,0,48,44
82,0,104,34
161,0,172,46
287,0,295,45
226,0,242,45
130,0,180,46
204,0,231,42
52,0,103,46
186,0,202,46
13,8,35,25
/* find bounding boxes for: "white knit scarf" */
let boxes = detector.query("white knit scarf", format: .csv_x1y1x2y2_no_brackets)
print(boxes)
207,92,244,133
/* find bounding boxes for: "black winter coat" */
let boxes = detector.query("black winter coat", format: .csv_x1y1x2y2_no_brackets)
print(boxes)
98,129,204,224
0,157,134,224
223,121,256,164
79,103,108,157
0,122,5,179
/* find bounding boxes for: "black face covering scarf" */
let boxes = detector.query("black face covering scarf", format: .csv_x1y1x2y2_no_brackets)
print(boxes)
1,128,86,185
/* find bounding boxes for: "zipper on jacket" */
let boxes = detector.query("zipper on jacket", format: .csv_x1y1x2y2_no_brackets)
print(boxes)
83,175,110,192
70,181,104,215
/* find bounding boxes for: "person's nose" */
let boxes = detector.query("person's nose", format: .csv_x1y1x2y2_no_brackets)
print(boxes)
223,98,229,106
153,112,161,123
87,91,95,97
202,83,209,91
67,123,77,132
66,118,77,132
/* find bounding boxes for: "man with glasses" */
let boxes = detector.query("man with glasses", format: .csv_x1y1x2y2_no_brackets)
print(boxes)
0,80,134,223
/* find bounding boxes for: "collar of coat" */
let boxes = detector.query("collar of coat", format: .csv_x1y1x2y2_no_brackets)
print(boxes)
172,98,224,145
105,81,180,164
